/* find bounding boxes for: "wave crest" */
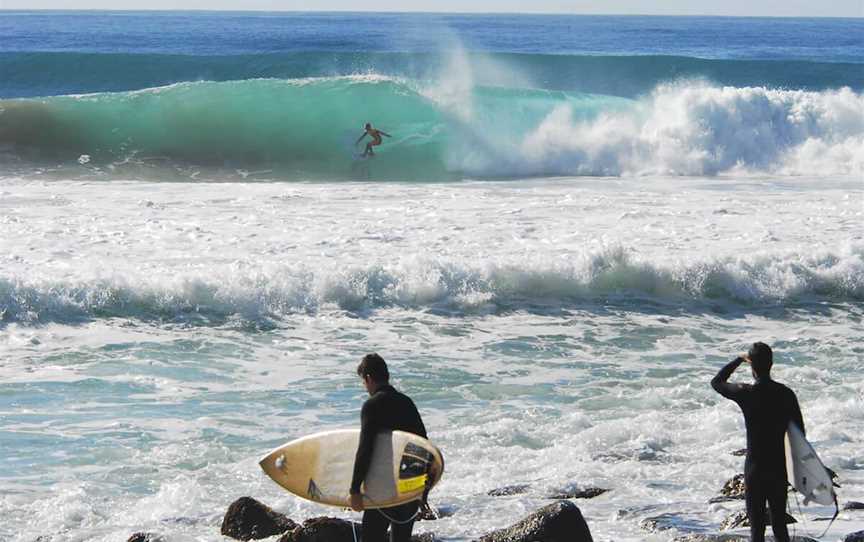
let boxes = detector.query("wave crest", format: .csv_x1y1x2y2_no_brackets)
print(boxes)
2,245,861,326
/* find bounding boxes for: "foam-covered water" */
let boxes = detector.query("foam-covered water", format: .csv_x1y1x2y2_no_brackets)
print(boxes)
2,178,863,541
1,11,863,542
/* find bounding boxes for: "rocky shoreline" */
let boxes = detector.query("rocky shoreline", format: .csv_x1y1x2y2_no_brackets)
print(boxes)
120,477,864,542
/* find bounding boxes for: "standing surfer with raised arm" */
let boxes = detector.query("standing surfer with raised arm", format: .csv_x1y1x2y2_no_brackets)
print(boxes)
350,353,428,542
356,122,391,157
711,342,805,542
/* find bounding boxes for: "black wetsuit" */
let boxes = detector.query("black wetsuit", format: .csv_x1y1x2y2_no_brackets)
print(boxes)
351,384,427,542
712,357,805,542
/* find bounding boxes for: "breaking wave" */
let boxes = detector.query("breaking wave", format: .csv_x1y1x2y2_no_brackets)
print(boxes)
2,245,862,326
1,76,861,181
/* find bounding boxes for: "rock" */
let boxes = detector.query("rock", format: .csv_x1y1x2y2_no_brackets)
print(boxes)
719,474,746,499
417,503,456,521
720,510,796,530
221,497,297,541
639,513,681,532
731,449,747,456
279,517,356,542
487,484,531,496
475,500,592,542
720,511,749,531
844,531,864,542
844,501,864,511
547,486,609,499
127,535,166,542
277,517,436,542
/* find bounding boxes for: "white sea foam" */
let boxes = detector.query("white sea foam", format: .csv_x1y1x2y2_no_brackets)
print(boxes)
1,178,862,542
444,83,864,178
2,244,863,325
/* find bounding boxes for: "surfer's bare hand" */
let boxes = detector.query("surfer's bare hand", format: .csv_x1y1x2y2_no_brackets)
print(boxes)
349,493,364,512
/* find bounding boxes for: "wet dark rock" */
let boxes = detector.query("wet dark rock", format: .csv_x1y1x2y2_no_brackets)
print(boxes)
417,503,456,521
844,501,864,511
547,486,609,499
475,500,593,542
221,497,297,541
640,513,682,532
278,517,355,542
731,449,747,456
719,474,746,499
127,535,166,542
720,511,749,531
277,517,436,542
487,484,531,496
720,510,796,530
844,531,864,542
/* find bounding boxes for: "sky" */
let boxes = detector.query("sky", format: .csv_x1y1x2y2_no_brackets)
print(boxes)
2,0,862,17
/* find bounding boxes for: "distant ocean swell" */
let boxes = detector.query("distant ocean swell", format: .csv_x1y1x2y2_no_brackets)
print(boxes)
3,52,862,99
1,75,862,180
3,245,862,326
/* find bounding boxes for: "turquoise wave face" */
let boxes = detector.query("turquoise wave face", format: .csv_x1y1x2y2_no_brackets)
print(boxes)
0,76,624,181
2,75,861,181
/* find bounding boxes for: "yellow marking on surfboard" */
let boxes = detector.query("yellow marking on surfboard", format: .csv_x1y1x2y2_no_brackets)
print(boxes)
397,474,427,493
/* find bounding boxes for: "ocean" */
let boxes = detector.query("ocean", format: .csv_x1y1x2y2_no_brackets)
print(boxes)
0,11,863,542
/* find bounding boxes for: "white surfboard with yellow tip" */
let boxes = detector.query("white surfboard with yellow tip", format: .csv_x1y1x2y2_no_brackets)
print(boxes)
259,429,444,509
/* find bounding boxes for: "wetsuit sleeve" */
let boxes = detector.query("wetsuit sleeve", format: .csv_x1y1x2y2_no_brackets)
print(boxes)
350,400,376,495
711,357,746,400
413,400,428,439
790,391,805,437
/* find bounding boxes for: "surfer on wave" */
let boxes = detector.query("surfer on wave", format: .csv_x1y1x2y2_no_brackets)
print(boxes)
356,123,391,157
711,342,805,542
350,353,429,542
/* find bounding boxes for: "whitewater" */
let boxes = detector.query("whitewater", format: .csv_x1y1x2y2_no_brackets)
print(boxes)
1,11,863,542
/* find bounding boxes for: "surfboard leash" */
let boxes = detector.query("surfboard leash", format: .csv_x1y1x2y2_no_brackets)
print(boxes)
790,486,840,539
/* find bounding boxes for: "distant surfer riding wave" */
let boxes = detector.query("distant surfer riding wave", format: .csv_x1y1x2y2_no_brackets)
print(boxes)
356,122,392,157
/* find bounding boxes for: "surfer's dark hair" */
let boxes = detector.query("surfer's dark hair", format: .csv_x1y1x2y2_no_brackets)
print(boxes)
748,342,773,377
357,353,389,383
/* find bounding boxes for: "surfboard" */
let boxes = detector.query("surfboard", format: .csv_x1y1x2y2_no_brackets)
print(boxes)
785,422,836,506
259,429,444,509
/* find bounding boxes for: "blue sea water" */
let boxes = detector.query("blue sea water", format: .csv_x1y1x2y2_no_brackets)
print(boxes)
1,11,863,542
1,12,862,180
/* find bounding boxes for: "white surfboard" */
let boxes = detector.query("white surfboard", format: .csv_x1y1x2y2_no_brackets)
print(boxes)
259,429,444,509
785,422,836,506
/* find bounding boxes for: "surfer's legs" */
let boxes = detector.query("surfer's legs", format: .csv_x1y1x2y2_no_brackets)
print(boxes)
361,502,418,542
361,509,389,541
386,501,418,542
745,477,768,542
766,480,790,542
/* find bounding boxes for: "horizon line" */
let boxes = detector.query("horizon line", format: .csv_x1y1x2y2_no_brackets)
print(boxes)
2,8,861,19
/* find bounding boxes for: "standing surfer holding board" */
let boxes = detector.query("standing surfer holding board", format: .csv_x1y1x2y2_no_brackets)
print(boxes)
356,123,391,157
711,342,805,542
350,353,430,542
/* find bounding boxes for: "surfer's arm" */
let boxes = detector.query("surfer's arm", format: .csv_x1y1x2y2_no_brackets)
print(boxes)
380,131,391,138
711,357,746,399
355,133,367,145
350,401,376,495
